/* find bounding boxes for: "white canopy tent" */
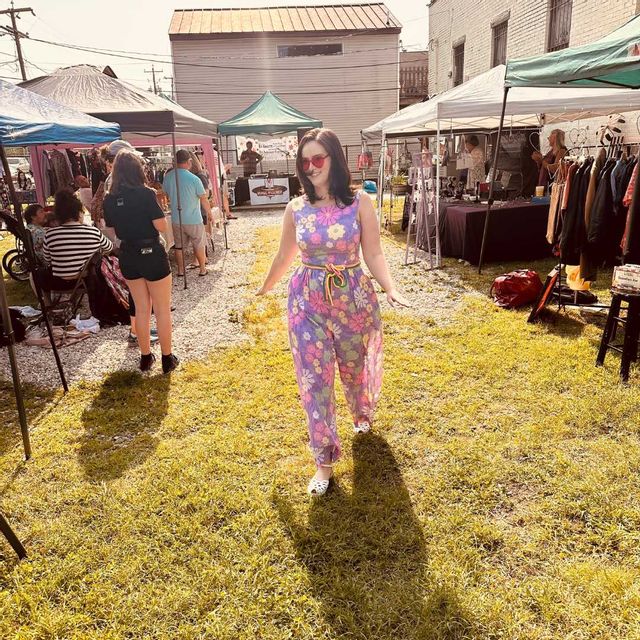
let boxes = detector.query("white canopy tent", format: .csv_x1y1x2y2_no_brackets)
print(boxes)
364,64,640,269
363,65,640,139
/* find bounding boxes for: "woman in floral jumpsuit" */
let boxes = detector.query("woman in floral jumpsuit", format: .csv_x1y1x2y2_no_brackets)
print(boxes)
257,129,409,495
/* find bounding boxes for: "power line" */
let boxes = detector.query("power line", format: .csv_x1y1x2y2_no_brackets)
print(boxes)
169,85,403,97
25,35,426,73
0,4,35,81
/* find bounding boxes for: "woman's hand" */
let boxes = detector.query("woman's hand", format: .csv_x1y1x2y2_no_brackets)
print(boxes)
531,151,542,164
386,289,411,308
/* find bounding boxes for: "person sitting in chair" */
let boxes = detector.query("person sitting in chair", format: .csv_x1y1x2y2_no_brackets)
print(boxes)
24,203,48,263
39,189,113,292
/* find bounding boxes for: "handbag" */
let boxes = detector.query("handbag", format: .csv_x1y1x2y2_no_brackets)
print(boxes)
490,269,543,309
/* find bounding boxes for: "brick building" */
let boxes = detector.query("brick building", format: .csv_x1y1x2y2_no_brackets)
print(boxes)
428,0,640,94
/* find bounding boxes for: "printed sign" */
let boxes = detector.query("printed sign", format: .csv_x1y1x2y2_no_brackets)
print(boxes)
237,136,298,162
249,177,290,206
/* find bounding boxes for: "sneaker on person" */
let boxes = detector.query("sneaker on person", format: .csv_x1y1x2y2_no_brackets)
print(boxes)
162,353,179,374
128,328,159,346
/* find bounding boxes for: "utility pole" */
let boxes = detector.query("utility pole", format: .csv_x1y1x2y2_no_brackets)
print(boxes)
144,64,162,95
163,75,174,101
0,3,35,82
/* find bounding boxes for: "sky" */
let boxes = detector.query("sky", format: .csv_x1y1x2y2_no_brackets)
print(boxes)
0,0,429,93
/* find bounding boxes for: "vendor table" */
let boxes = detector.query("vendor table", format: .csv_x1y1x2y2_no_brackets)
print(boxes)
438,200,550,265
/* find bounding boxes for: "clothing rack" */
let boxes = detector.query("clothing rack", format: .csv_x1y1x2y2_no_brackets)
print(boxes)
545,142,639,316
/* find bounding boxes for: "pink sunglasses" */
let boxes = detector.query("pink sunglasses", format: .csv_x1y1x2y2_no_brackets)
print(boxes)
302,154,329,172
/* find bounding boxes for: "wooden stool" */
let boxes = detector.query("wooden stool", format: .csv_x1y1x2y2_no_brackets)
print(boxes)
596,289,640,382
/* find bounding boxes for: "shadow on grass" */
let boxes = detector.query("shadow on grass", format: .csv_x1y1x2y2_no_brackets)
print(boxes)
275,434,474,639
0,377,58,459
78,370,170,482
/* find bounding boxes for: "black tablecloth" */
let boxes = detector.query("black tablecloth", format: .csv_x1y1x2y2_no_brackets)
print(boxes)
234,175,301,205
440,201,550,264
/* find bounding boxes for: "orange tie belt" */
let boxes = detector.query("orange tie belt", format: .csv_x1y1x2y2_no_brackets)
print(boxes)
302,261,361,305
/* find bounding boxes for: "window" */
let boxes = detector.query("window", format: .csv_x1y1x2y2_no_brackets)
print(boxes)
453,43,464,86
547,0,573,52
277,43,342,58
492,20,508,67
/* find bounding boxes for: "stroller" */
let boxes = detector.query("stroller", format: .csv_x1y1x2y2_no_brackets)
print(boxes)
0,209,32,281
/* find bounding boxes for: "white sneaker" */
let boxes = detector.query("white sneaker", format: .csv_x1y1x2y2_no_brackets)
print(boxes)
354,420,371,434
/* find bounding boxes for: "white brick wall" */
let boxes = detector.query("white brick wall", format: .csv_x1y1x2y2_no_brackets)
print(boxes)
428,0,640,94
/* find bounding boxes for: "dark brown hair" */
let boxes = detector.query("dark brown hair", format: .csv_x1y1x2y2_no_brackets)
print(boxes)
54,190,83,224
24,203,43,224
110,150,147,194
296,128,354,206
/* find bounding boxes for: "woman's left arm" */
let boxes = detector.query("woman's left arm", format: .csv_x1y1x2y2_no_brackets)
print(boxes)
359,193,410,308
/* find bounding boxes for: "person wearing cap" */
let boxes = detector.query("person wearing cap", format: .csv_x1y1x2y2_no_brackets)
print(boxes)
163,149,213,277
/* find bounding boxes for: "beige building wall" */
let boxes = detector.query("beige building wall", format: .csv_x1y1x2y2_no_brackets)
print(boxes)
171,32,399,150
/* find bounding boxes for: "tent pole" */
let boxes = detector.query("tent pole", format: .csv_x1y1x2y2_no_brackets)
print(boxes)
0,262,31,460
478,86,510,274
216,137,228,251
0,147,33,459
436,119,441,267
0,511,27,559
0,144,68,397
171,132,187,290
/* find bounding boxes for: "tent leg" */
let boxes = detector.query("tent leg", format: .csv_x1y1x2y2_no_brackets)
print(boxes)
436,120,442,267
0,144,68,396
0,511,27,559
0,263,31,460
216,137,228,251
171,133,187,291
478,86,510,274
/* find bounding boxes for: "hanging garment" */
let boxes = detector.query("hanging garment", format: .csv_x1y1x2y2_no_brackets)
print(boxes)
583,148,607,233
287,191,383,468
582,161,616,280
623,160,640,264
547,182,564,244
560,158,593,266
49,149,75,193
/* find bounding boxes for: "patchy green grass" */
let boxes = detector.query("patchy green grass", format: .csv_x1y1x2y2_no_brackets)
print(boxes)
0,223,639,639
0,233,37,307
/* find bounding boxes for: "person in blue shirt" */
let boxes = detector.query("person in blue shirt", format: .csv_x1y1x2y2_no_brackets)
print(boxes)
162,149,213,276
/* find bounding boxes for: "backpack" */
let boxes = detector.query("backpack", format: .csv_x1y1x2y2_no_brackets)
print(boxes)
490,269,543,309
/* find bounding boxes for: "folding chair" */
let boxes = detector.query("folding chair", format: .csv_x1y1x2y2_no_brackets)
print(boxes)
42,251,102,326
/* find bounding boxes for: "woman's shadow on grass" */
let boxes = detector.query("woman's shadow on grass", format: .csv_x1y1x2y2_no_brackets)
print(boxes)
274,433,474,639
78,370,170,482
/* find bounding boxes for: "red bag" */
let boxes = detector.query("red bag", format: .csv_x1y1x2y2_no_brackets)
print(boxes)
490,269,543,309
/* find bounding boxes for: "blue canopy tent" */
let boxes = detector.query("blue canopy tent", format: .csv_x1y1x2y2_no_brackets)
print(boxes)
0,79,120,453
0,78,120,146
0,79,120,559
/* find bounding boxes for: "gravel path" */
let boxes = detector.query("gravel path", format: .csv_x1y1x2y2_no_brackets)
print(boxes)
0,209,474,389
0,209,281,388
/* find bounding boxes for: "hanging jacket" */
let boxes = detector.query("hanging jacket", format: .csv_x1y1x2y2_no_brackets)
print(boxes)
560,158,593,265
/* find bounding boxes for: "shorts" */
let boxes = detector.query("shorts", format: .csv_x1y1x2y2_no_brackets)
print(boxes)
119,242,171,282
172,223,206,251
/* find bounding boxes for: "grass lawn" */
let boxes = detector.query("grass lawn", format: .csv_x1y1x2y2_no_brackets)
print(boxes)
0,222,639,639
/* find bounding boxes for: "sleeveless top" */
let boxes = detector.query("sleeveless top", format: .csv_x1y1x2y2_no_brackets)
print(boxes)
291,191,362,267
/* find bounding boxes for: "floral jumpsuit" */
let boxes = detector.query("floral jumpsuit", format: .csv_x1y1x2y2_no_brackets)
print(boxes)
287,191,383,468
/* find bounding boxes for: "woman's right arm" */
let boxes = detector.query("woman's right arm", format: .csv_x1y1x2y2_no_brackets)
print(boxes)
256,204,298,295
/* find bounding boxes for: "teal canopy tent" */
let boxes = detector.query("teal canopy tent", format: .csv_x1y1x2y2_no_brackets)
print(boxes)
478,16,640,272
505,14,640,89
219,91,322,136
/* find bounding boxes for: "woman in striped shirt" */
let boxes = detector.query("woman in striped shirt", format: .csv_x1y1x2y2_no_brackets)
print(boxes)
40,190,113,291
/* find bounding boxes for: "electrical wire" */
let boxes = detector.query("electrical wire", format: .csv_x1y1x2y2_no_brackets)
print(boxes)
25,35,427,72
